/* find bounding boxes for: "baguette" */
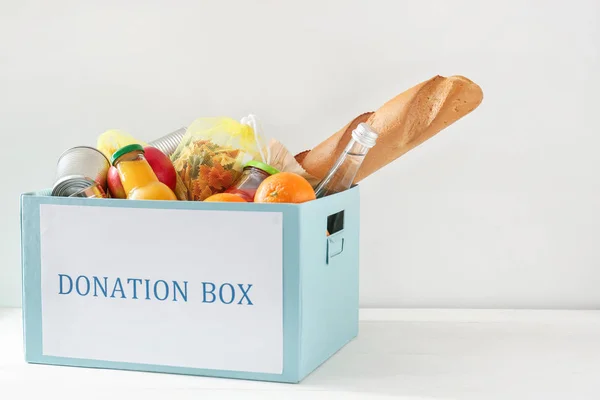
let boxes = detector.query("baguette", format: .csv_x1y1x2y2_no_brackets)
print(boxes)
297,75,483,182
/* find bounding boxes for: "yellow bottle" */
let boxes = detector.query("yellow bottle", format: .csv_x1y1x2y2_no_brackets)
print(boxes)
111,144,177,201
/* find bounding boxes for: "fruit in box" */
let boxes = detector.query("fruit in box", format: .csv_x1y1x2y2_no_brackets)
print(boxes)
204,193,247,202
254,172,316,204
107,166,126,199
144,146,177,192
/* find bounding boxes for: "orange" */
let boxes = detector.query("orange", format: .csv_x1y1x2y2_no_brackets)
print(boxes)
204,193,247,202
254,172,316,204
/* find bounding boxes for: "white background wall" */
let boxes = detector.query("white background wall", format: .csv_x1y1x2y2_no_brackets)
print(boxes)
1,0,598,308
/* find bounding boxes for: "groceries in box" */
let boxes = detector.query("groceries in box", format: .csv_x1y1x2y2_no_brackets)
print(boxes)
23,74,483,383
51,75,483,208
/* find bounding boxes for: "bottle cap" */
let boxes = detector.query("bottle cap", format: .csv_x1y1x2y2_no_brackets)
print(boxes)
111,144,144,165
352,123,378,148
244,160,280,175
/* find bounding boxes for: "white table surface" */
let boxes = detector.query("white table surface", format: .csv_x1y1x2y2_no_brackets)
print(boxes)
1,307,599,399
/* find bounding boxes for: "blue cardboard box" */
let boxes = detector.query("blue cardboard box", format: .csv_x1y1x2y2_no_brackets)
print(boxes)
20,186,360,383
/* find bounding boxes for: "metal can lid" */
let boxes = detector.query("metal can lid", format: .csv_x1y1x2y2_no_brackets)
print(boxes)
68,183,107,198
51,175,97,197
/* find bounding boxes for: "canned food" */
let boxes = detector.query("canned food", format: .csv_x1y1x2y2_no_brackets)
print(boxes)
55,146,110,191
148,127,187,156
68,182,108,198
51,175,107,198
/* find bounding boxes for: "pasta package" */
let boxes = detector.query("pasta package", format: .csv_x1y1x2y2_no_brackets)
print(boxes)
170,117,268,201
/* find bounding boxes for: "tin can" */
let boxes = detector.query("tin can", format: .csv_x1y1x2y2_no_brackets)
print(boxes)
51,175,107,198
55,146,110,189
53,146,110,198
148,127,187,156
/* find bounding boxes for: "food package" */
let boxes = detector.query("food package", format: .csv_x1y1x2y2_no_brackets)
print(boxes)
267,139,320,187
170,116,269,201
296,75,483,183
97,129,147,161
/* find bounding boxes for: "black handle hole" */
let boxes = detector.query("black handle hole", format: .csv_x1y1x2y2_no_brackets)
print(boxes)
327,210,344,235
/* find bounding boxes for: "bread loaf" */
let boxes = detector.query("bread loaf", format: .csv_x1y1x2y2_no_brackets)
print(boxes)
297,75,483,182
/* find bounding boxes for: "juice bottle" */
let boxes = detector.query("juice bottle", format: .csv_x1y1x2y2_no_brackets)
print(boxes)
111,144,177,201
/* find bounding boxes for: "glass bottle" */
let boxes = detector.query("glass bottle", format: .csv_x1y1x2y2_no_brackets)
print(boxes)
111,144,177,201
314,122,378,198
225,160,280,202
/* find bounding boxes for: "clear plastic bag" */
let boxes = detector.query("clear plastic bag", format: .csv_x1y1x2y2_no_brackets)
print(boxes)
170,116,269,201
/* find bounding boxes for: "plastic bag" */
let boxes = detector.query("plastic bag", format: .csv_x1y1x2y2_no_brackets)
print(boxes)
170,116,269,201
96,129,147,160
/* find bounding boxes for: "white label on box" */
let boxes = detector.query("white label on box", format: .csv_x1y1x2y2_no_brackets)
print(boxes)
39,204,283,374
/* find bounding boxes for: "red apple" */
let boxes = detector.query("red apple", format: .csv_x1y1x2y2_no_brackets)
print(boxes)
144,146,177,191
107,166,126,199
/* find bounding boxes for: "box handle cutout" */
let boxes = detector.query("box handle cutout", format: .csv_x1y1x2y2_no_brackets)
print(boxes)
326,210,345,264
327,210,344,235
